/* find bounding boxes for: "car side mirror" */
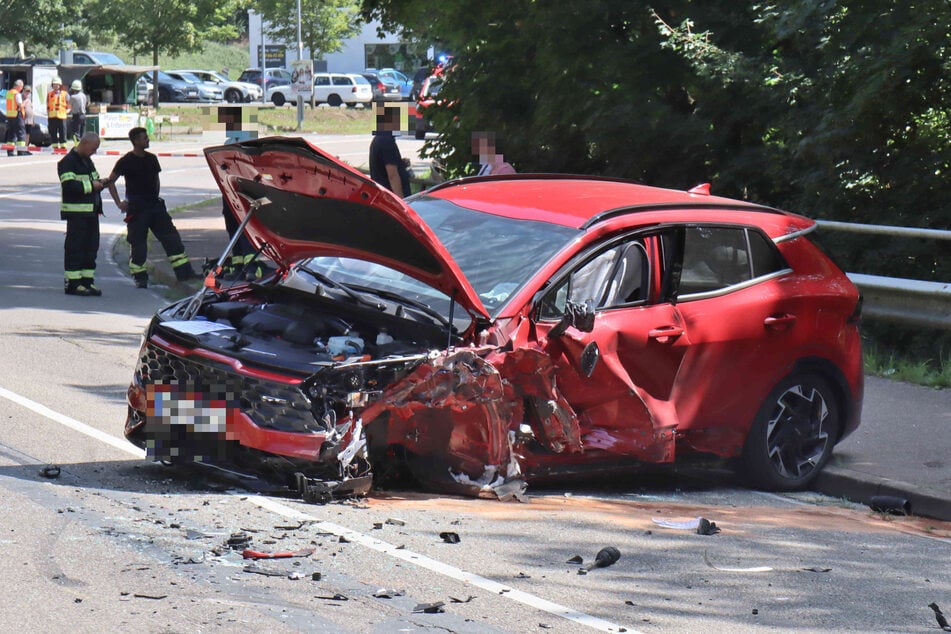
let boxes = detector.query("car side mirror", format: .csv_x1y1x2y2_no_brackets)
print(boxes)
548,300,595,338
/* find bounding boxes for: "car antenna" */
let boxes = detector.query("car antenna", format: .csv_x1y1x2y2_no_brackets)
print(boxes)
446,290,456,350
181,194,271,320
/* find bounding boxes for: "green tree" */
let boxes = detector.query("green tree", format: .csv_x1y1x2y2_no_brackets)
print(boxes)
256,0,363,62
86,0,241,106
0,0,79,52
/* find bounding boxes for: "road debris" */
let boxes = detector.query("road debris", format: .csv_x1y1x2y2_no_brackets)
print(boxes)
373,588,406,598
581,547,620,573
226,532,253,549
515,572,531,579
566,555,583,565
450,595,476,603
316,593,349,601
870,495,911,516
311,572,322,581
243,563,290,577
241,548,315,560
134,593,167,600
439,531,461,544
652,516,721,534
39,465,61,479
414,601,446,613
703,550,773,573
929,603,951,631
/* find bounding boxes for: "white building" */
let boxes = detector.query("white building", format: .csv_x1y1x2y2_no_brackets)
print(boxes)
247,15,429,75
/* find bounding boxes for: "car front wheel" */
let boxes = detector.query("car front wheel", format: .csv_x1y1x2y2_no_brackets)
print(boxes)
225,89,241,103
740,372,841,491
327,94,342,107
271,92,286,107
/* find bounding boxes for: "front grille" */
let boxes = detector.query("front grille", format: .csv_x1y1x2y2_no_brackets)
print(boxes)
137,342,321,433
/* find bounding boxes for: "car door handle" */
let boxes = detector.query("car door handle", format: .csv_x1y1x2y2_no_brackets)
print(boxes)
648,326,684,341
764,314,797,330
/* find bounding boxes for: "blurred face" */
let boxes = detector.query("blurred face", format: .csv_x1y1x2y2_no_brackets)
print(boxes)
132,131,150,149
77,137,100,158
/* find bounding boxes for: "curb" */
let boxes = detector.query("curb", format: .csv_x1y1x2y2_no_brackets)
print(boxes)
813,466,951,522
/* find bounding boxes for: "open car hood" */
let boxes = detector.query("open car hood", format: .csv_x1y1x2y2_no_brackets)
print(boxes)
204,137,488,318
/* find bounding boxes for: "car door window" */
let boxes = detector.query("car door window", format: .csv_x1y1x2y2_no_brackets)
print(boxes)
677,225,787,297
538,239,650,319
331,76,351,86
314,76,330,86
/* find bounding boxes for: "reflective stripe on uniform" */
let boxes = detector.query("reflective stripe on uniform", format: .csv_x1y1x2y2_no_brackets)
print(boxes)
129,262,148,274
61,203,95,212
168,253,189,267
65,270,83,280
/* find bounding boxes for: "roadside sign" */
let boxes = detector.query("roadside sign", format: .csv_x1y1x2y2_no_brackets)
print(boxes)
291,59,313,97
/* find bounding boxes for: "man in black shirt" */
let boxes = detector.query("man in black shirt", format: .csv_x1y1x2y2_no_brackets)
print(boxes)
106,127,197,288
369,104,410,197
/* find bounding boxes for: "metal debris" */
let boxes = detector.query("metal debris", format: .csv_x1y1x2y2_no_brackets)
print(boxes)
652,516,721,534
414,601,446,613
316,593,349,601
385,518,406,526
870,495,911,516
449,595,475,603
566,555,583,565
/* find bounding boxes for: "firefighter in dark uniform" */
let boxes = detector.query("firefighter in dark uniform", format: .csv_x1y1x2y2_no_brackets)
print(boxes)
59,132,109,296
106,126,197,288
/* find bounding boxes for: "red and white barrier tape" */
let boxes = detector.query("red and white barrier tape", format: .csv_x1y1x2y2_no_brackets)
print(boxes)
0,143,202,157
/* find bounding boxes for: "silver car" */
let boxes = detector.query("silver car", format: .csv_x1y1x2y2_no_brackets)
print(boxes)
165,71,225,102
173,69,263,103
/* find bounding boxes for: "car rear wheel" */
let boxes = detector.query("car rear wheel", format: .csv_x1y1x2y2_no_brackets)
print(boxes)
271,92,286,107
225,89,241,103
327,94,342,107
740,372,841,491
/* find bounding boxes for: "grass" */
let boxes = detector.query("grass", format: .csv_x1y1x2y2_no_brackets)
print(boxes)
863,345,951,388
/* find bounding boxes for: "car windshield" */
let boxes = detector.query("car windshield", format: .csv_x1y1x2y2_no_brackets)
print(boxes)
410,196,579,312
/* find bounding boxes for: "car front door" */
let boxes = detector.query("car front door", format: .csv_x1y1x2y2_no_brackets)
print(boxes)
533,232,690,463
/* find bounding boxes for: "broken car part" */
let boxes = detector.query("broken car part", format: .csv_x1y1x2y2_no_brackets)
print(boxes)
869,495,911,515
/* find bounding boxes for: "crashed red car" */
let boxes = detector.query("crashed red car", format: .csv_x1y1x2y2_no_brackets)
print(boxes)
124,137,863,500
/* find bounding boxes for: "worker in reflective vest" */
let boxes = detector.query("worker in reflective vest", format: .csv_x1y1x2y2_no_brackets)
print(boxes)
58,132,111,296
47,76,70,149
4,79,28,156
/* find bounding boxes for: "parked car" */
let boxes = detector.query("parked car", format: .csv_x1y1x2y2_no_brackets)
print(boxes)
173,69,262,103
153,70,200,102
164,71,224,102
0,113,51,146
237,68,293,90
268,73,372,107
361,72,401,102
367,67,412,100
124,137,864,502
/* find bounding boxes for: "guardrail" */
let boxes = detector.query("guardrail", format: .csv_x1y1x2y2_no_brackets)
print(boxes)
815,220,951,329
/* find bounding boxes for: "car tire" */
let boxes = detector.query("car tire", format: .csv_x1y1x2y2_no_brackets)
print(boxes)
225,89,241,103
740,372,841,491
327,94,342,107
271,92,286,107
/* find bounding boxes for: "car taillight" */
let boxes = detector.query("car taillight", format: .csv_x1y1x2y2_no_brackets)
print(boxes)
352,86,357,93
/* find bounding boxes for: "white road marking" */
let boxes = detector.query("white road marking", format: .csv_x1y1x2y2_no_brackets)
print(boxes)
249,496,639,633
0,353,634,630
0,386,145,458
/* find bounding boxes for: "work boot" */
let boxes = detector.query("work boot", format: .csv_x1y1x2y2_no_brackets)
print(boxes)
174,262,199,282
133,273,148,289
81,278,102,296
65,284,97,297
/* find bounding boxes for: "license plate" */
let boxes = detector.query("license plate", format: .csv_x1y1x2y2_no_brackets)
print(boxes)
147,384,228,433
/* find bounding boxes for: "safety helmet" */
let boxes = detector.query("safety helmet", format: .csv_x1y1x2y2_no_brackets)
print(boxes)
70,80,82,91
52,76,62,85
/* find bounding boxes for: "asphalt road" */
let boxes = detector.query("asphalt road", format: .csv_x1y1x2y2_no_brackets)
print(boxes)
0,138,949,633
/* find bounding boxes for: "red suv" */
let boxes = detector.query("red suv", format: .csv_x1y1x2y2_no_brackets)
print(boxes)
125,138,863,501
